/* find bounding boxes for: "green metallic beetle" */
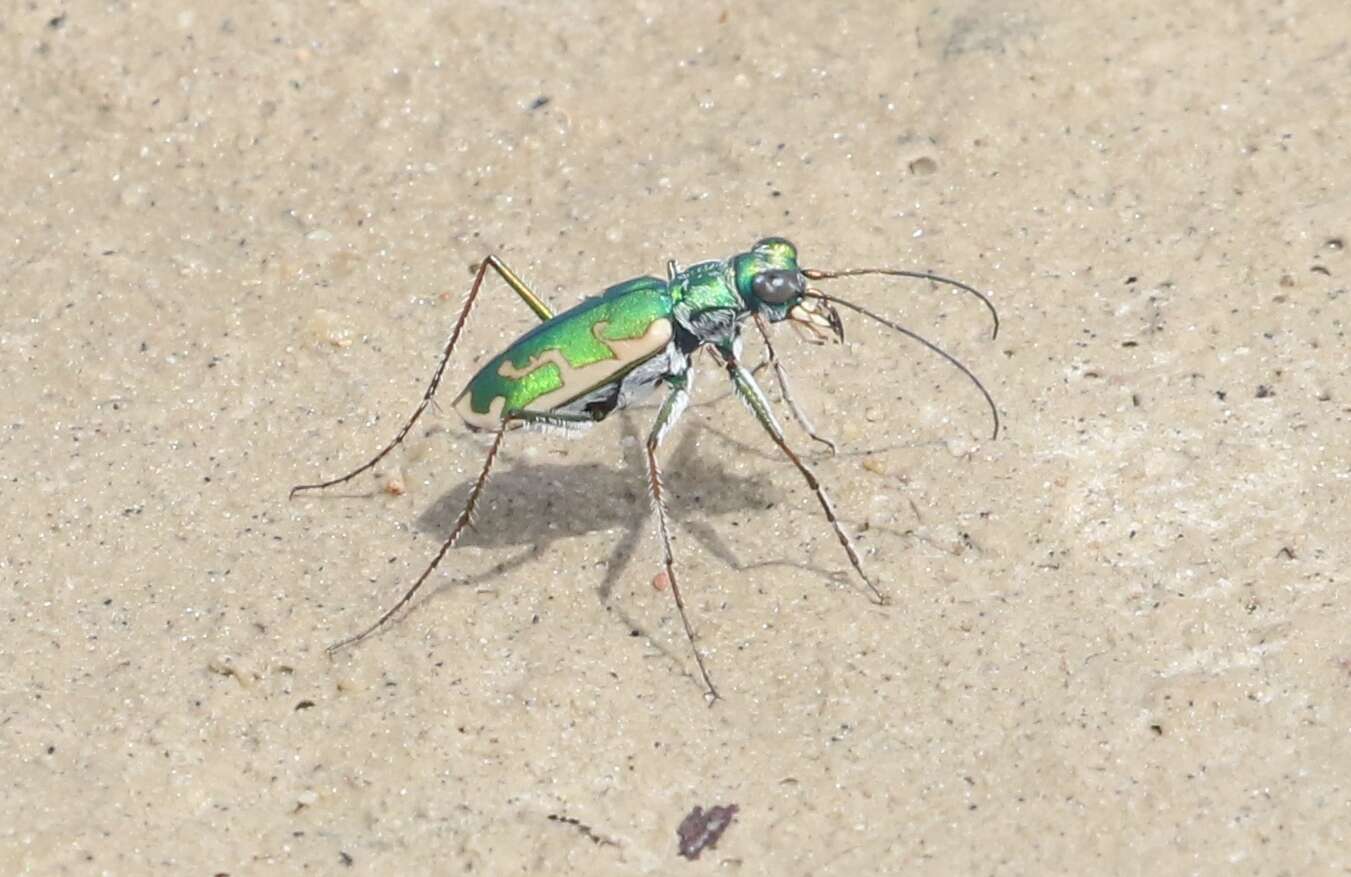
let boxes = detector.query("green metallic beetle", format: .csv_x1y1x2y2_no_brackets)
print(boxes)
292,237,999,701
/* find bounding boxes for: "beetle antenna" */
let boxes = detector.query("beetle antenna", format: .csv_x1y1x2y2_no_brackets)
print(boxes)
805,291,1000,439
802,268,999,340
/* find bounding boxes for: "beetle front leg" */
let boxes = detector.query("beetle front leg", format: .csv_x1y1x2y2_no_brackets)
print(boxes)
751,312,838,454
721,351,886,605
644,373,720,703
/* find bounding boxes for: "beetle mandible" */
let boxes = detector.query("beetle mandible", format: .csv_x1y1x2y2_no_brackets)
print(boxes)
292,237,999,702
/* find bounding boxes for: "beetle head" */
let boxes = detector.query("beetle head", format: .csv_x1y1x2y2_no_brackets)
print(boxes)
734,237,843,344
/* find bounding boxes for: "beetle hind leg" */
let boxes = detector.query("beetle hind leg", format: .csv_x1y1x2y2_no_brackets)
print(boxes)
481,255,555,322
290,255,556,498
326,418,512,653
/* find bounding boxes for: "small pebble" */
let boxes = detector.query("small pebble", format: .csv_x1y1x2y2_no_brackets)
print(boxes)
945,436,977,458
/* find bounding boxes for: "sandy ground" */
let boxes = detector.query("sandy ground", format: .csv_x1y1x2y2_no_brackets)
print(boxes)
3,0,1349,873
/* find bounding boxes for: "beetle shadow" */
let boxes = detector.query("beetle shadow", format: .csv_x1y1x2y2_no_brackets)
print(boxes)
415,416,776,550
407,413,852,687
695,417,947,465
413,413,832,596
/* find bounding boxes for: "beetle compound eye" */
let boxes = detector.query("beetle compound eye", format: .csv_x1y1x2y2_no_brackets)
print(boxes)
752,270,803,304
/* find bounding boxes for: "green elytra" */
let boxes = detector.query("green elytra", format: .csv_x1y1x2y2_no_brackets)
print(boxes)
292,237,1000,702
453,275,672,428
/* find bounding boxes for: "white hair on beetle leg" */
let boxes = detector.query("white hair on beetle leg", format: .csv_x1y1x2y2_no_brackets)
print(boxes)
652,389,688,449
731,369,785,438
518,415,593,438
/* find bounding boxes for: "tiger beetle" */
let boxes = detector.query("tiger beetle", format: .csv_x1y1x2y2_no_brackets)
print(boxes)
291,237,999,702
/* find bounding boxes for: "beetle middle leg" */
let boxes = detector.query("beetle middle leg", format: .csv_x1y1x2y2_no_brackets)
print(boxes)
290,256,555,497
720,350,887,605
643,372,720,703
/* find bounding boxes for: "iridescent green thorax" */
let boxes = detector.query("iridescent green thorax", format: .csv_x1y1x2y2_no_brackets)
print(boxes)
669,237,805,318
454,275,672,425
669,259,744,314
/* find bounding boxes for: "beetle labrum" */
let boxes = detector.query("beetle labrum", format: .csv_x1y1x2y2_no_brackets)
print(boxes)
292,237,998,701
